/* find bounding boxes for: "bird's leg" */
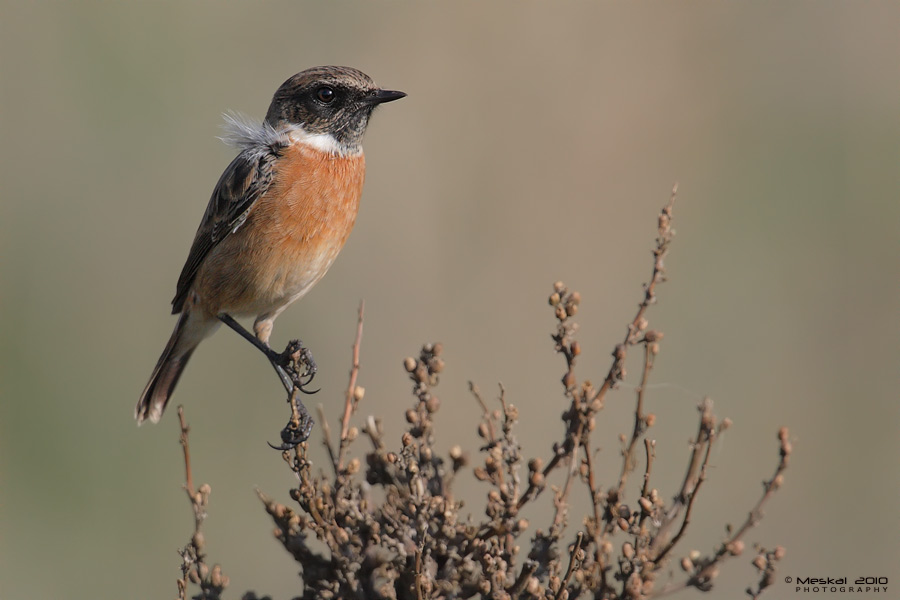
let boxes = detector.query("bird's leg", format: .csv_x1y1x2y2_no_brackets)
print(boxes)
218,313,318,449
217,313,294,392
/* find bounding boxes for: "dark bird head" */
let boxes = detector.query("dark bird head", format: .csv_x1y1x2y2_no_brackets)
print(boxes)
265,66,406,155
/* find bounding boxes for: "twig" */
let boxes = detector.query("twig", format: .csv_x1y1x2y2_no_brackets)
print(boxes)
616,341,656,497
178,406,195,497
318,404,339,476
592,185,677,404
508,560,538,596
339,301,365,450
654,437,713,562
555,532,584,600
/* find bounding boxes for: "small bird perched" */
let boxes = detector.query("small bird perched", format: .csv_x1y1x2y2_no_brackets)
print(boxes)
136,66,405,425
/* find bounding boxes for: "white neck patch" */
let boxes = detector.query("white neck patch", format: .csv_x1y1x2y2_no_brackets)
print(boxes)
288,128,355,156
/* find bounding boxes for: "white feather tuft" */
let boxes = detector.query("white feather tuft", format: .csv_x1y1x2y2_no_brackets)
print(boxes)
219,112,291,149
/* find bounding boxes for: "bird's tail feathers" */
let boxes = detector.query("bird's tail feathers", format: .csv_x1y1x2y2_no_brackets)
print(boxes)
136,311,205,425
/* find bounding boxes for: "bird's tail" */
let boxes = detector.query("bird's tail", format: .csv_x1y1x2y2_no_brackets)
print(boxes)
136,310,213,425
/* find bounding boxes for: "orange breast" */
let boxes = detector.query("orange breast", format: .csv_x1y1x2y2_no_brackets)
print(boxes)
195,143,366,318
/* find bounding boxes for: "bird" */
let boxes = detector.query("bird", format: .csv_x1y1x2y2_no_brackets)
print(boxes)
136,66,405,425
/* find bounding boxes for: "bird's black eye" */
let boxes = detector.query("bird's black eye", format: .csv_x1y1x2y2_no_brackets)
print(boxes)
316,86,335,103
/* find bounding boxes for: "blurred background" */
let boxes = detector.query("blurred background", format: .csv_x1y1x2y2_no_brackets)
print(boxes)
1,2,898,599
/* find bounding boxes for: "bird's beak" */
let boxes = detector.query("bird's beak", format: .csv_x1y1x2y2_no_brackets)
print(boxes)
366,89,407,105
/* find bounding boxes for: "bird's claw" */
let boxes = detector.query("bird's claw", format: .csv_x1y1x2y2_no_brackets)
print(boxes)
268,408,314,450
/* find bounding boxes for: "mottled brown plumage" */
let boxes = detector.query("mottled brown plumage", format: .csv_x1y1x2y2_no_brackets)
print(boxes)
137,66,404,425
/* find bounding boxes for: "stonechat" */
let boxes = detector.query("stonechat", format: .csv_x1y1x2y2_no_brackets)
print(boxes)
136,66,405,425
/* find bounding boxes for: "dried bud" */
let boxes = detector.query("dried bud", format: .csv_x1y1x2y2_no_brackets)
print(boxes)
401,432,413,447
638,497,653,513
420,446,432,462
681,557,693,572
571,340,581,356
346,458,360,475
637,317,649,331
192,531,205,549
425,395,441,413
528,457,543,472
570,291,581,305
403,357,417,372
626,572,642,597
431,358,445,374
752,555,767,570
623,542,635,559
188,568,201,584
449,445,463,460
553,281,566,293
555,305,567,320
347,426,359,441
720,417,733,430
484,455,498,473
562,371,575,389
644,330,663,343
529,472,544,487
727,540,744,556
617,517,630,532
565,303,578,317
353,386,365,402
210,565,224,587
645,413,656,427
549,292,561,306
774,546,786,560
477,422,490,439
778,427,789,442
659,213,670,231
405,409,418,424
432,342,443,356
689,550,701,561
614,344,626,360
335,528,350,544
473,467,489,481
781,440,792,456
517,518,529,532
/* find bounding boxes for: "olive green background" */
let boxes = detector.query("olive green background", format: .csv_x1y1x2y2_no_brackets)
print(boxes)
1,3,897,599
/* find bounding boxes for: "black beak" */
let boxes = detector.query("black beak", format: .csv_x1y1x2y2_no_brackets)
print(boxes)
366,89,407,105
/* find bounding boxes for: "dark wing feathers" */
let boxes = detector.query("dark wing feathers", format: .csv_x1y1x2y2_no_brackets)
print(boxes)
171,147,279,314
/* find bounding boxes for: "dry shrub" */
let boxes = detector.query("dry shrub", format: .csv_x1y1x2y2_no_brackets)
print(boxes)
172,189,789,600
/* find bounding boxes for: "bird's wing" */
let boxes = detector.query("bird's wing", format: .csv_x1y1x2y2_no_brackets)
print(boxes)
171,147,280,314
